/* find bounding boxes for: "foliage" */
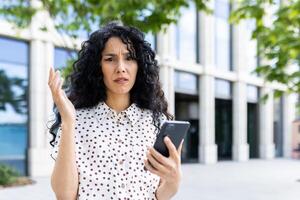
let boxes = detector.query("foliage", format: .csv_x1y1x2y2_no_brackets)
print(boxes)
1,0,300,98
0,70,28,114
0,0,211,89
0,0,210,37
230,0,300,94
0,164,19,186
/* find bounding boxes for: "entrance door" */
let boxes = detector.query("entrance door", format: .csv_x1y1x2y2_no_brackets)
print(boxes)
274,97,283,157
247,103,259,158
175,93,199,163
215,99,232,160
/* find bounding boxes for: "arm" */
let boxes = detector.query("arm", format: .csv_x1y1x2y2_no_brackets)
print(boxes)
155,178,180,200
48,67,79,200
144,137,183,200
51,121,78,200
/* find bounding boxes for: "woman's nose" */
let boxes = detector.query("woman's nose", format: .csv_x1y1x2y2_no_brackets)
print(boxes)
116,60,126,73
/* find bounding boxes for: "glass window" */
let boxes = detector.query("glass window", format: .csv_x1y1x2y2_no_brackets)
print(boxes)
214,0,231,71
273,96,283,157
244,20,258,75
247,85,259,103
54,47,77,69
53,5,91,40
0,37,28,65
175,3,197,63
174,70,198,95
215,78,232,99
145,33,156,51
0,37,29,175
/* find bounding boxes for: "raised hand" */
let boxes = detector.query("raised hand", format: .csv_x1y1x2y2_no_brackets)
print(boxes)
48,67,76,124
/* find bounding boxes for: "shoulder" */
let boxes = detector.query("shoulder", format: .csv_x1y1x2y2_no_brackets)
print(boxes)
136,105,167,122
75,106,95,120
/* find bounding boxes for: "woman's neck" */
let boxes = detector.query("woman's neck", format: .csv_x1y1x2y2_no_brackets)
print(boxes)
105,93,131,113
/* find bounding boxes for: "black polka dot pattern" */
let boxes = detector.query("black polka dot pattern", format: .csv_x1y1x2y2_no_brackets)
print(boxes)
51,102,167,200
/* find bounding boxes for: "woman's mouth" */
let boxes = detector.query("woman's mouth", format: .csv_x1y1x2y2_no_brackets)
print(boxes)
114,77,129,84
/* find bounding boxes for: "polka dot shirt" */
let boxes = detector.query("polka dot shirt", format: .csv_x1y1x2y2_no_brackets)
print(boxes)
51,101,167,200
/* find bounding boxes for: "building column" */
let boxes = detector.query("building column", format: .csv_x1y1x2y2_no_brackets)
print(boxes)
198,4,217,164
199,75,217,164
27,0,54,176
259,87,275,159
232,82,249,161
159,64,175,115
157,28,175,115
28,39,54,176
231,21,249,161
282,93,297,157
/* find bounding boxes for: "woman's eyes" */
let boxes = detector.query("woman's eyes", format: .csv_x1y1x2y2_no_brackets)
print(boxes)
104,57,113,62
126,56,134,61
104,57,134,62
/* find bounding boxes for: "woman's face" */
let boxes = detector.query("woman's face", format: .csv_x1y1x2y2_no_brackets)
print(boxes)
101,37,138,97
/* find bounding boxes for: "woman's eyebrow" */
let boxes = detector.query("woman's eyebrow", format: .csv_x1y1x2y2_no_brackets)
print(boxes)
103,52,130,56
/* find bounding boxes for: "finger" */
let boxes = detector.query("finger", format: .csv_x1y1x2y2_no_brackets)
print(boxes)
51,72,63,101
148,147,168,165
164,136,179,161
59,75,64,90
144,159,164,178
146,150,167,173
53,71,62,92
49,70,59,89
48,67,54,85
177,139,184,158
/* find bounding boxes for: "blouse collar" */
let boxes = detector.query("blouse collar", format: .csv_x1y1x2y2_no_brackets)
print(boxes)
94,101,141,125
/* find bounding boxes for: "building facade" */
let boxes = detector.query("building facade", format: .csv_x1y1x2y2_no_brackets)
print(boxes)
0,0,297,176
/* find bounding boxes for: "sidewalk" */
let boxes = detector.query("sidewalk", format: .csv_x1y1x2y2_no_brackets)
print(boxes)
0,159,299,200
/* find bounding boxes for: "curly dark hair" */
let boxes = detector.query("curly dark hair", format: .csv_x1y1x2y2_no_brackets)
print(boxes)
49,22,173,147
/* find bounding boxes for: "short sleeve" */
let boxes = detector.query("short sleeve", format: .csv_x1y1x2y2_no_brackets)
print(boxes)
50,126,62,161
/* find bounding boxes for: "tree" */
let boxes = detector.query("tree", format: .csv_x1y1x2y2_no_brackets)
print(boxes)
0,0,211,110
1,0,299,100
0,70,27,114
230,0,300,96
0,0,210,36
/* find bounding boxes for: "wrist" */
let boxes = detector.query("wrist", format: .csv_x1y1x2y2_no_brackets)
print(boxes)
61,120,75,129
155,181,178,200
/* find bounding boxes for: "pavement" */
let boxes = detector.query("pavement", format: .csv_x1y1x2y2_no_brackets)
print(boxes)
0,158,299,200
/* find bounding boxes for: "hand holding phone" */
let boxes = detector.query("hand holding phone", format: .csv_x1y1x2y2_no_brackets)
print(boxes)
153,120,190,157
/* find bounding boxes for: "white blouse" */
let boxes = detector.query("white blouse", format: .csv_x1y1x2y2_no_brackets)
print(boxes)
51,102,166,200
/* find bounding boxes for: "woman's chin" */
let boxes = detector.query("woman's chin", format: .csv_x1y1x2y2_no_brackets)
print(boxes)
111,89,131,96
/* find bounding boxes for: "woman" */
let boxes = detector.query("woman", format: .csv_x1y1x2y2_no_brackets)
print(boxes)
48,22,183,200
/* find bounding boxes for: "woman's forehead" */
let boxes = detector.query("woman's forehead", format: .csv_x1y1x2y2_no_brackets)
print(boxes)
102,37,129,54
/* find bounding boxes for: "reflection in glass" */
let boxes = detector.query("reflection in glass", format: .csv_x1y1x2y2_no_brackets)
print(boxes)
215,79,232,99
176,3,197,63
245,20,258,75
274,96,283,157
54,47,77,69
174,70,198,95
214,0,231,71
0,37,28,64
145,33,156,51
247,85,258,103
0,37,28,175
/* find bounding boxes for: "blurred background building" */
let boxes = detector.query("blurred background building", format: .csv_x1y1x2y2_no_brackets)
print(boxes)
0,0,297,177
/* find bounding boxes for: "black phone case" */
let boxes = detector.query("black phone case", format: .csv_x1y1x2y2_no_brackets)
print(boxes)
153,121,190,157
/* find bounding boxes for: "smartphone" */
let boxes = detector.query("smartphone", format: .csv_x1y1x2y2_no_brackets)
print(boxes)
153,120,190,157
